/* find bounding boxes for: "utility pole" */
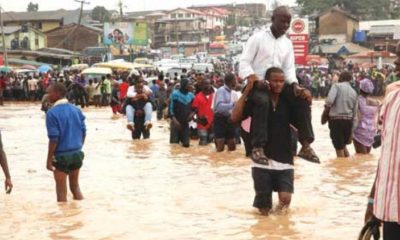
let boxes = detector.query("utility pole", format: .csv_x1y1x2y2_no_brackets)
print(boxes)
0,5,8,67
75,0,90,26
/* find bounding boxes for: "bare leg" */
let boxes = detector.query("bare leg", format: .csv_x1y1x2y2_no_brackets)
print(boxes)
366,147,371,154
353,139,369,154
226,138,236,151
53,170,68,202
277,192,292,211
69,169,83,200
344,147,350,157
336,149,345,158
215,138,225,152
258,208,271,216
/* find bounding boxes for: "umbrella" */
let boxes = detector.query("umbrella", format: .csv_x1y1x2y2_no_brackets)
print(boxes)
38,65,52,73
0,65,12,73
21,64,37,70
82,67,112,75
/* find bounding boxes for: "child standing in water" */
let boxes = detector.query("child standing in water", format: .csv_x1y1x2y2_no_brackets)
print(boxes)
45,83,86,202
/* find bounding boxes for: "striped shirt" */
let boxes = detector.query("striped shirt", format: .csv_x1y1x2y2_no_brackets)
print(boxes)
373,88,400,224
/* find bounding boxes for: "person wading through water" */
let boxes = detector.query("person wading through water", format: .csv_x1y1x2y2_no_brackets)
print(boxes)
239,6,319,164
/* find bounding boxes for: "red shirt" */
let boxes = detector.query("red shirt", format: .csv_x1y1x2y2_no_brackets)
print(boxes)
192,92,214,130
119,82,130,99
0,77,6,89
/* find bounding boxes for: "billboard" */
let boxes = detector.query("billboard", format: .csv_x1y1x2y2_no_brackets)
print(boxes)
103,22,134,46
133,22,148,46
288,18,309,66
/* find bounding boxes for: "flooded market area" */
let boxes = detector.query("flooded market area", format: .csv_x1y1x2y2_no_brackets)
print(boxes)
0,101,378,239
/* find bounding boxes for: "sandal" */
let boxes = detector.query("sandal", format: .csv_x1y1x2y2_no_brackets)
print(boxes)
297,146,320,164
251,147,269,165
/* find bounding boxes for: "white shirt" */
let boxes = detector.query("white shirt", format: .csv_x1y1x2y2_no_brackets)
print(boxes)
239,27,297,84
126,85,152,98
27,79,38,91
252,159,294,170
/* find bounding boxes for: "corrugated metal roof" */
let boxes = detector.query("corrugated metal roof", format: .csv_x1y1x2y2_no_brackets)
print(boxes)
2,26,21,34
3,9,86,25
369,25,398,35
313,42,372,55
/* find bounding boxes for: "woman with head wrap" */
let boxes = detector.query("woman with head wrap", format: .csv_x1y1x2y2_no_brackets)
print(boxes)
353,78,381,154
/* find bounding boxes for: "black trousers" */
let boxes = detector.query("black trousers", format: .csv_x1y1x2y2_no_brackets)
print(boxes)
248,84,314,148
383,222,400,240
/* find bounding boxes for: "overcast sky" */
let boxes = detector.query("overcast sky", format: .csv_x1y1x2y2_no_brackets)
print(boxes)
1,0,296,12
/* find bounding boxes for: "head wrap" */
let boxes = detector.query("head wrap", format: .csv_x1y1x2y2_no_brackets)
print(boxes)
360,78,374,94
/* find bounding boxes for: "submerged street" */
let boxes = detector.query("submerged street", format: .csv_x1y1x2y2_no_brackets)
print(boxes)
0,101,378,239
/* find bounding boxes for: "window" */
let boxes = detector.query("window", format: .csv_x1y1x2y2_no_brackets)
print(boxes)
38,22,42,29
171,13,176,18
178,13,183,18
35,33,39,47
185,13,191,18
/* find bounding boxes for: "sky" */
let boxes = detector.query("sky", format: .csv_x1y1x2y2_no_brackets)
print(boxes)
1,0,296,12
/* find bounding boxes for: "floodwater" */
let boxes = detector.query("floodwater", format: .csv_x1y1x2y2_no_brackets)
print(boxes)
0,101,378,239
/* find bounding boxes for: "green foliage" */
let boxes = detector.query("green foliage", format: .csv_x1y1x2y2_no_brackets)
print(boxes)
296,0,394,20
27,2,39,12
91,6,110,23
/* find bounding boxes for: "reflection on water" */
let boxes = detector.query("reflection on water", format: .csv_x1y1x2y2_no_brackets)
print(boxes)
0,101,378,239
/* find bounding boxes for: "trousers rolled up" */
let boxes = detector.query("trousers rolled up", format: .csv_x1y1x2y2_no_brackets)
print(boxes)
126,102,153,124
249,84,314,148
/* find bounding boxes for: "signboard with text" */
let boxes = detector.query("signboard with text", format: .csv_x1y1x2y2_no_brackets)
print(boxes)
288,18,309,66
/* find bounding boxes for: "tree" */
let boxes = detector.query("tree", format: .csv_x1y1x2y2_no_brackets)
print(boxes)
91,6,110,23
296,0,392,20
27,2,39,12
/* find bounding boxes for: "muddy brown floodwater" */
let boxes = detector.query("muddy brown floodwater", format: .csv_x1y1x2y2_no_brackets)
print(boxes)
0,101,378,239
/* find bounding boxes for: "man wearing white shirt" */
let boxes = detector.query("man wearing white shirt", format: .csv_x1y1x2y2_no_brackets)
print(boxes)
126,78,153,131
239,6,319,164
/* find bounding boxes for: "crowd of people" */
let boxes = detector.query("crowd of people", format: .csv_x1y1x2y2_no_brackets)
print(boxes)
1,6,400,239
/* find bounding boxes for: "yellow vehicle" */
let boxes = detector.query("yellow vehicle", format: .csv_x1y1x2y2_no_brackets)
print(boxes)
134,58,152,65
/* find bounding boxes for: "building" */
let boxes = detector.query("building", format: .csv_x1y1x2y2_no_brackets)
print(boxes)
154,17,206,49
2,9,92,32
45,23,102,52
0,26,46,51
315,6,359,43
0,48,80,66
359,20,400,52
154,9,207,55
190,3,267,27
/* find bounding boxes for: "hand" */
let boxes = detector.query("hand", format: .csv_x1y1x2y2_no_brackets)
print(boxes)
46,160,55,172
244,74,258,94
197,116,208,126
294,85,312,104
172,117,182,131
364,203,374,223
187,113,196,122
5,178,12,194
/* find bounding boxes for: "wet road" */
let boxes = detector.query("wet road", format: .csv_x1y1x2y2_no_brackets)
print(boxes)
0,101,378,239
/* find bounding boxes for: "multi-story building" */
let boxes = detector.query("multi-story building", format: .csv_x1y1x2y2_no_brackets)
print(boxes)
154,8,208,55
